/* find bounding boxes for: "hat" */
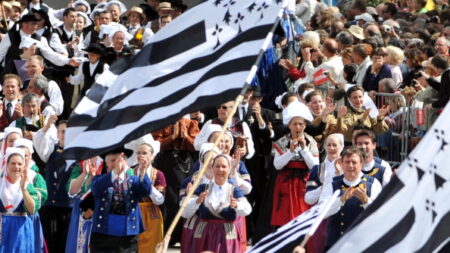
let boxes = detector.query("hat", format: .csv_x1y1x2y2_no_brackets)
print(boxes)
72,0,91,14
77,11,93,28
146,139,161,157
158,2,173,11
0,2,12,12
4,147,25,163
348,25,365,40
107,0,127,14
13,138,34,154
199,143,221,163
9,1,23,11
31,8,51,28
90,8,105,20
127,6,145,20
102,146,133,160
282,101,313,125
83,43,105,55
4,127,23,139
355,13,375,23
19,14,40,23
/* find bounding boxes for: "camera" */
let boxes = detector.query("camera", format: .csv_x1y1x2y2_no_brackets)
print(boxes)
382,25,391,33
310,48,317,53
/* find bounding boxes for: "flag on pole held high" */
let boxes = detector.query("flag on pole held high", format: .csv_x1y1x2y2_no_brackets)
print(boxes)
63,0,287,161
329,102,450,253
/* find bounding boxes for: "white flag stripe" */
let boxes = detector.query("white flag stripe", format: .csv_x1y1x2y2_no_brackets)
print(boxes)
330,102,450,252
109,42,268,110
101,0,286,103
64,0,287,160
250,225,313,253
67,72,247,149
249,192,340,253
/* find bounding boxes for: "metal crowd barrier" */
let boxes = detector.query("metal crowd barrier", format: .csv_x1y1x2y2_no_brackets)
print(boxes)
373,92,408,168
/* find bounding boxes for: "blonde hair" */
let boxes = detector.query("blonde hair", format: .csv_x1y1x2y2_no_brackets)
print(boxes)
302,31,320,48
386,46,404,65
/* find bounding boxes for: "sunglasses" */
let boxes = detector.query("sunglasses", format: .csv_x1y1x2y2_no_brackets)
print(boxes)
217,105,232,110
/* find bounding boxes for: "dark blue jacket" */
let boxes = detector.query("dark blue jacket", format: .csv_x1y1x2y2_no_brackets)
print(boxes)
91,172,152,236
362,64,392,91
327,174,375,247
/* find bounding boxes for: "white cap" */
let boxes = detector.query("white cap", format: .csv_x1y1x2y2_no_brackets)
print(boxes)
72,0,91,14
13,138,34,154
4,147,25,163
77,11,93,28
107,0,127,14
4,127,23,139
199,143,220,162
282,101,313,125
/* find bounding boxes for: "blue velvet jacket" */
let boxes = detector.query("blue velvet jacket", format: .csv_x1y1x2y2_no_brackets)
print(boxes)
327,174,375,247
90,171,152,236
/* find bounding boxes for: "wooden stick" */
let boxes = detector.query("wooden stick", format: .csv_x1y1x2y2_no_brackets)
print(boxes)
159,93,245,253
0,4,6,30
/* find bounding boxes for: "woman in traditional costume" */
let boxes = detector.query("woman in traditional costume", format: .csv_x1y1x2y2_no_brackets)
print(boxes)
305,133,344,253
134,140,166,253
184,154,252,253
14,138,48,252
0,148,40,252
271,101,319,227
180,143,220,253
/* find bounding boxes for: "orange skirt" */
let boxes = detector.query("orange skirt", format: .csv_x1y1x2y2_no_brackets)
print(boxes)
138,201,164,253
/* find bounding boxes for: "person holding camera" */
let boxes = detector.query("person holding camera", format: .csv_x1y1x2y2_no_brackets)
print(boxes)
420,54,450,112
271,101,319,227
302,38,344,85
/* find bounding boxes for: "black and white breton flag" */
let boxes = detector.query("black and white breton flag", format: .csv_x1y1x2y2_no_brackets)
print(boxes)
248,191,339,253
64,0,287,160
330,103,450,252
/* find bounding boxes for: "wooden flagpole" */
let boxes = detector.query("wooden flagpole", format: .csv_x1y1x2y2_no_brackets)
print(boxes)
156,7,284,252
299,190,340,248
157,91,246,252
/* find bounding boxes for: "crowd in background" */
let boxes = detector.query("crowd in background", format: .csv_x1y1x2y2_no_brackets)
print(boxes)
0,0,448,252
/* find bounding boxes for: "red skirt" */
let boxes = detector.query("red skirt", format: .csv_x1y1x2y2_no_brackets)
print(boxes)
271,163,311,226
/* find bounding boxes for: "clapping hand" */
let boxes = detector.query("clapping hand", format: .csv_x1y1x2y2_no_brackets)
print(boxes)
196,190,208,204
230,195,238,209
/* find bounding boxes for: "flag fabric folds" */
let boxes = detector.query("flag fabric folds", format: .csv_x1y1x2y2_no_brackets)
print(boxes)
329,102,450,252
64,0,286,160
248,200,324,253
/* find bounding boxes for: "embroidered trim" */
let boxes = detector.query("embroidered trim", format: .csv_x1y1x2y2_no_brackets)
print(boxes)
224,223,237,240
193,221,207,238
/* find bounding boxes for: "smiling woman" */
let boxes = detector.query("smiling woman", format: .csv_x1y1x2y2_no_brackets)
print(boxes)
183,154,252,253
335,85,389,144
0,147,41,252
